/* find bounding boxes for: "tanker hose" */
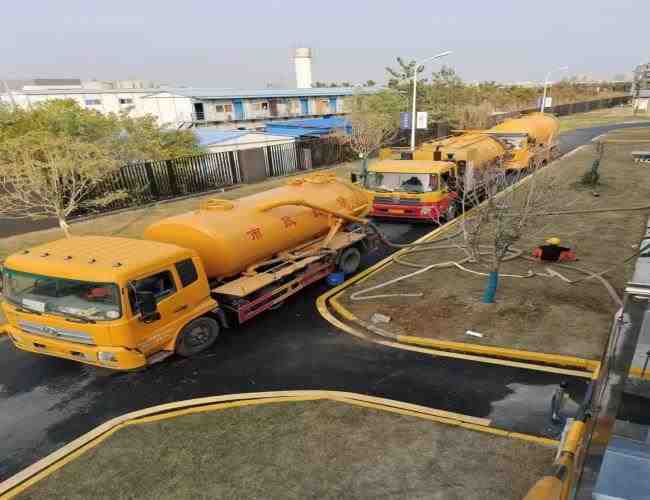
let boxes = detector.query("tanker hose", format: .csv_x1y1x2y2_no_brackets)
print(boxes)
256,198,368,224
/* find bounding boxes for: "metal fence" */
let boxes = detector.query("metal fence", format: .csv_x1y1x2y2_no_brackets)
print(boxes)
487,95,631,126
264,143,298,177
297,137,354,169
263,137,353,177
545,95,630,116
84,151,241,214
78,136,353,218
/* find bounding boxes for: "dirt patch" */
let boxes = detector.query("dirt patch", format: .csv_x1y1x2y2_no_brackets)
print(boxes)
15,400,555,500
341,132,650,361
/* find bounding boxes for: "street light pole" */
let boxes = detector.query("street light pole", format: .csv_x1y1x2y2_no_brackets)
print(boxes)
1,79,17,110
540,66,568,113
410,51,452,152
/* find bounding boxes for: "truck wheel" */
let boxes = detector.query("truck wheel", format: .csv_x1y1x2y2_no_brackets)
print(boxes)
175,317,220,357
337,247,362,275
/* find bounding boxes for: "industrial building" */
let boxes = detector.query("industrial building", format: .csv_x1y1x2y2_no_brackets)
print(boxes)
139,87,366,129
0,48,374,129
0,84,365,129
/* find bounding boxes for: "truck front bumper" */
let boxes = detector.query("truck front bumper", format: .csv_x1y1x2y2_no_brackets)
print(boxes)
5,325,147,370
370,202,444,221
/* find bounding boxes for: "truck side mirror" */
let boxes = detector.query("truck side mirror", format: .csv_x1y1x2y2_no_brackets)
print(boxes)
137,291,159,323
350,172,358,184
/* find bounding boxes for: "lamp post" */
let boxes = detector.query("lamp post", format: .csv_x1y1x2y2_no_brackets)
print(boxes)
540,66,569,113
410,51,452,152
1,79,17,110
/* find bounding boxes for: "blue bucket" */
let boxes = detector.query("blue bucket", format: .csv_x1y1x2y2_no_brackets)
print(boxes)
326,272,346,287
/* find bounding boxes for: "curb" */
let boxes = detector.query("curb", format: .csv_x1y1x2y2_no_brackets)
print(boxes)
0,389,558,498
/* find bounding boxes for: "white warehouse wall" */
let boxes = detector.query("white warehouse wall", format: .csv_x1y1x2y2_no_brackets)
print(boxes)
140,93,194,126
0,90,157,120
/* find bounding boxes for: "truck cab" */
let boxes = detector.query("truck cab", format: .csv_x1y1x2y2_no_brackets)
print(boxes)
363,158,459,221
1,236,218,370
486,112,560,171
486,131,534,171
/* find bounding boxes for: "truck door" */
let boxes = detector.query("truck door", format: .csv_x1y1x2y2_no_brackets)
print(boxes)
126,268,188,355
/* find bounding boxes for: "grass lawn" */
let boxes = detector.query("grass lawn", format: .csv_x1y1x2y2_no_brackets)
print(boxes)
340,128,650,362
15,399,556,500
558,105,650,132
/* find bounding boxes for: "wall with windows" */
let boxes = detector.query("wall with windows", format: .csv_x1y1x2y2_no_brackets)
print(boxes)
1,90,155,118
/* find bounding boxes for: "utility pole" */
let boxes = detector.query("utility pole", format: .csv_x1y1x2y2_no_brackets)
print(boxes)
410,51,452,152
1,79,17,110
540,66,568,113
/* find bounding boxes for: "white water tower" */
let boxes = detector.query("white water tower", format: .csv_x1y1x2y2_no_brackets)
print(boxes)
294,47,313,89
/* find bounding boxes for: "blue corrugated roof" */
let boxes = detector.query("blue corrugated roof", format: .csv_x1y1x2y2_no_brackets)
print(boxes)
264,117,350,137
144,87,376,100
266,116,349,129
192,129,248,146
260,127,329,138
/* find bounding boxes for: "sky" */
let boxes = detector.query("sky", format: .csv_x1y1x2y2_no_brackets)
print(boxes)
1,0,647,88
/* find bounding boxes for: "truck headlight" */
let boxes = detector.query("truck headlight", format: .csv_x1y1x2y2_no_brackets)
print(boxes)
98,351,117,363
421,207,431,215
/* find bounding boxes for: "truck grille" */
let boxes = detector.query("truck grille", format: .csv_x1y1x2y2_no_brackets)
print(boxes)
374,197,421,206
18,320,95,345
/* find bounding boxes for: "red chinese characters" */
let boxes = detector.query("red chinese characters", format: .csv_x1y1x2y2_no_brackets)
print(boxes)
246,227,263,240
281,216,297,228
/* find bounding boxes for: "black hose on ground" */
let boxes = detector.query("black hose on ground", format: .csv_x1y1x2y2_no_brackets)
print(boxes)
365,221,463,249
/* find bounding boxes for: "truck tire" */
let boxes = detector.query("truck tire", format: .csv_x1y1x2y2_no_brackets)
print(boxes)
175,317,220,357
337,246,362,275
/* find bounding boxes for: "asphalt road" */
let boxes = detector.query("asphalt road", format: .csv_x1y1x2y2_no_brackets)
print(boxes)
0,221,588,481
1,123,649,482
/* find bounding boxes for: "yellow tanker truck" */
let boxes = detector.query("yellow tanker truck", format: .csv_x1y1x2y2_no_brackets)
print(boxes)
1,174,372,370
365,133,505,221
485,112,560,172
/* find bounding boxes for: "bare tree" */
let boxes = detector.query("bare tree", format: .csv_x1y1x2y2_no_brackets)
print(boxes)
340,93,399,176
458,164,556,303
0,132,126,237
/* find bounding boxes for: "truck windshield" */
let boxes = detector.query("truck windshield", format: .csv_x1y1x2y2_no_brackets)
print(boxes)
2,268,122,321
497,135,526,149
365,172,439,193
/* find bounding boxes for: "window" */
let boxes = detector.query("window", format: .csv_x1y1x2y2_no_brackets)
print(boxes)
3,268,121,321
128,270,176,313
85,99,101,106
364,172,440,194
500,135,526,149
223,104,233,112
175,259,198,287
119,98,133,105
215,104,225,113
261,102,269,111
